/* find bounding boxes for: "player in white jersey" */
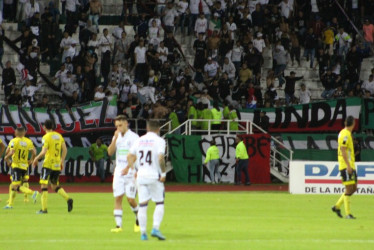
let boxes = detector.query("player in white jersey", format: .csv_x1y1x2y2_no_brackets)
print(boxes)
107,115,140,233
123,120,167,241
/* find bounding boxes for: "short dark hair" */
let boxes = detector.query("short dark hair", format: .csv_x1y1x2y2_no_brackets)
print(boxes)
115,115,127,121
16,127,26,133
345,116,355,127
147,120,160,131
44,119,54,130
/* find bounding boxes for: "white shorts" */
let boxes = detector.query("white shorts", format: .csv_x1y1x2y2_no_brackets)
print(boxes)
112,172,137,198
137,178,165,204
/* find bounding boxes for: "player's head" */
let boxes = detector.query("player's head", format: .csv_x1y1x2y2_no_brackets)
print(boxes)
345,116,355,130
210,140,216,146
15,127,26,137
147,120,160,133
43,119,55,131
114,115,128,133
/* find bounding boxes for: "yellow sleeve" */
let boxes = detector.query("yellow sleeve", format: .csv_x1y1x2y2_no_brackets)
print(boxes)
205,147,211,163
338,130,348,149
42,135,49,149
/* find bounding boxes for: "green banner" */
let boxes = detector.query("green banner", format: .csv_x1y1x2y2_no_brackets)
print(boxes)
362,98,374,129
167,135,203,183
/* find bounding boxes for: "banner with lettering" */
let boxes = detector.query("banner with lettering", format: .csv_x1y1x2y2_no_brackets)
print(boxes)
240,97,361,132
167,134,271,184
275,133,374,162
0,147,114,183
362,98,374,130
0,97,117,135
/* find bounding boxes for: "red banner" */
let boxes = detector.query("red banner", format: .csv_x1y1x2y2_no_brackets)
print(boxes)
241,134,271,184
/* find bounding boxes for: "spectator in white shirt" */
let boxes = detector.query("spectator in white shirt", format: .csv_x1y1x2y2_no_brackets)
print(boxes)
195,13,208,37
231,40,244,78
176,0,188,35
279,0,293,20
204,57,220,79
21,80,41,106
253,32,266,53
226,16,237,41
65,0,80,27
362,75,374,95
24,0,39,23
134,38,148,83
87,33,99,54
222,57,236,80
60,31,73,63
106,81,120,101
298,83,311,104
157,41,168,64
99,28,112,87
163,2,179,34
94,85,106,101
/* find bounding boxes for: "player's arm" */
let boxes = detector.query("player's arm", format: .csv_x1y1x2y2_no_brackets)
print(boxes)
0,141,5,157
28,147,36,165
107,130,119,157
32,147,48,167
159,154,166,182
60,142,67,170
4,149,14,166
122,153,136,176
340,146,352,174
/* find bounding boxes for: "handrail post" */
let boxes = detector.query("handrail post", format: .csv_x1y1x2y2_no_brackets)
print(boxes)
189,120,191,135
249,121,252,134
208,120,211,135
246,121,249,134
227,120,229,135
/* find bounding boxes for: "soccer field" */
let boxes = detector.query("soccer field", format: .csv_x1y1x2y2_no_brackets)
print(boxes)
1,190,373,250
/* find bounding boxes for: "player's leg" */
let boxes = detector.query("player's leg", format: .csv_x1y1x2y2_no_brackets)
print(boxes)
137,183,151,240
23,174,30,202
5,169,23,208
150,181,166,240
125,180,139,232
51,171,73,212
7,175,16,205
344,170,358,219
38,167,51,213
111,173,126,232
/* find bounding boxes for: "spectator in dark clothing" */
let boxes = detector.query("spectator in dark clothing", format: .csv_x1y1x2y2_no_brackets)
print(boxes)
259,110,270,132
321,69,337,99
193,33,207,71
0,26,4,69
2,61,16,97
7,88,23,106
82,65,96,101
304,28,317,68
284,71,304,105
244,43,262,75
134,13,148,39
41,14,58,61
13,28,35,53
315,48,330,79
252,3,265,29
346,45,362,77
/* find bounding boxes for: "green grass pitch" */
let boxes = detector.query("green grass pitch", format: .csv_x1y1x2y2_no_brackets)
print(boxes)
1,192,373,250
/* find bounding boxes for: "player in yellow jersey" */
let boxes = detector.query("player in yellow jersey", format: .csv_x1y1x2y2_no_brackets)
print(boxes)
332,116,357,219
5,129,36,204
32,119,73,214
3,127,39,209
0,138,7,203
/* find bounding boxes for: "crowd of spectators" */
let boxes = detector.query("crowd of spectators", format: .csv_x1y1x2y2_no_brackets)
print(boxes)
0,0,374,131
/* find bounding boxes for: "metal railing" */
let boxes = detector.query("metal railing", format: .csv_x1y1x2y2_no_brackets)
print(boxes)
163,119,293,181
128,119,169,136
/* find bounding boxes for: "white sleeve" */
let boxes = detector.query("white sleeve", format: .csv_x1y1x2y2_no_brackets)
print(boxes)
157,138,166,156
129,139,138,155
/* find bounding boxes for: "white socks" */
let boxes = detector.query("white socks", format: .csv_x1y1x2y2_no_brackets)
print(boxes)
114,209,123,228
153,203,164,230
138,205,148,234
